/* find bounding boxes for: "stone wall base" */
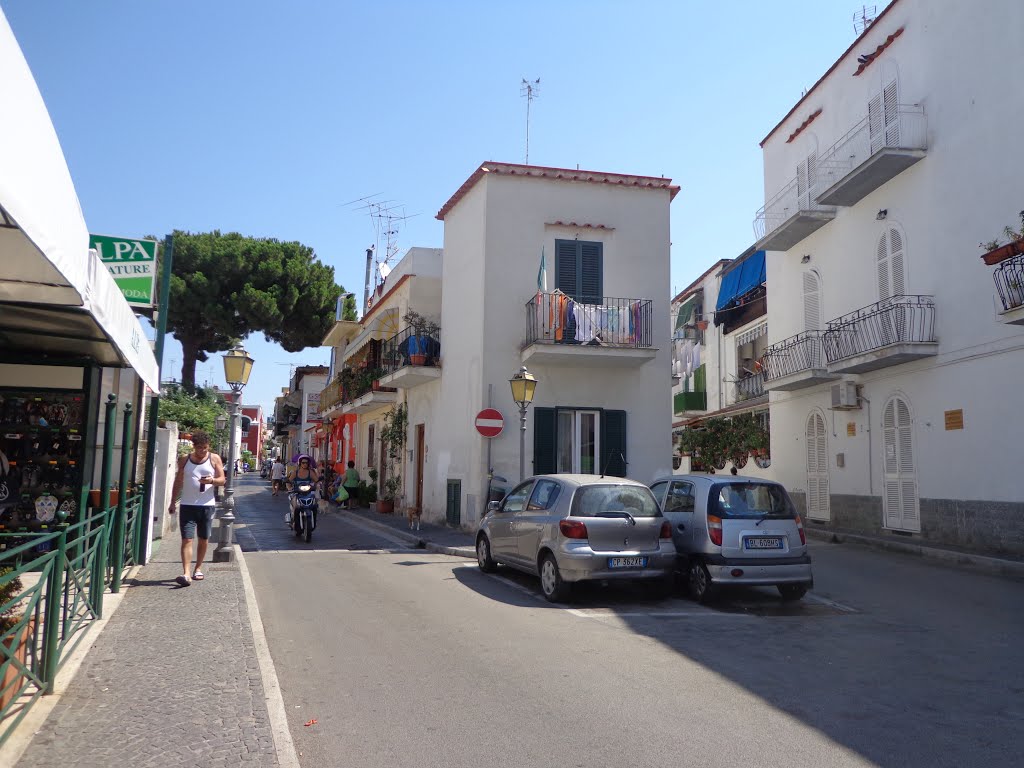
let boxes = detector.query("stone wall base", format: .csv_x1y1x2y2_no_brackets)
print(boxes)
790,492,1024,558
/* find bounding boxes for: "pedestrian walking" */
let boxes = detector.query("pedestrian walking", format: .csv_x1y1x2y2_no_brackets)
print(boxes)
168,430,225,586
342,460,360,509
271,457,286,496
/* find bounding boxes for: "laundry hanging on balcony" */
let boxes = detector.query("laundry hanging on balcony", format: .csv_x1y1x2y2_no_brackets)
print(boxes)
714,250,767,325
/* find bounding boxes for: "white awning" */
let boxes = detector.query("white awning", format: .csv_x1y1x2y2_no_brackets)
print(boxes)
0,11,159,390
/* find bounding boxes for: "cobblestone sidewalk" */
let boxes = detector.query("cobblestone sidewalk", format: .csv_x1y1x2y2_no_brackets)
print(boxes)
16,535,282,767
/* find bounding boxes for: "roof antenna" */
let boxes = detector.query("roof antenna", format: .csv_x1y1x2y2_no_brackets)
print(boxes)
520,78,540,165
853,4,876,35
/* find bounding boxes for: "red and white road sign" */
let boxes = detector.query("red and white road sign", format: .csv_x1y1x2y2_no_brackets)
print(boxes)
475,408,504,438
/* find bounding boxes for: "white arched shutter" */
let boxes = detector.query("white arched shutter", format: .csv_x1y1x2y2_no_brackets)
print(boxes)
882,396,919,531
803,271,821,331
883,79,900,146
805,413,830,521
888,228,906,297
877,233,891,300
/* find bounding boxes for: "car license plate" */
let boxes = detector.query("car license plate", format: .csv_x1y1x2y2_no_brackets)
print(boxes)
608,556,648,569
744,537,783,550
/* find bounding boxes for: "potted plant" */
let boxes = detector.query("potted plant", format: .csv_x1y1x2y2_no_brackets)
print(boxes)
377,404,407,514
403,310,440,366
979,210,1024,265
0,568,33,711
366,469,379,510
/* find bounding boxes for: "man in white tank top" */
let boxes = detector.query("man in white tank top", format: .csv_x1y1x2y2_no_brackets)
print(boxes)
168,430,226,586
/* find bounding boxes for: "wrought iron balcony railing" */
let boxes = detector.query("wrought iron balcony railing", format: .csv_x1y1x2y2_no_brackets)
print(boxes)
525,293,653,348
993,252,1024,311
761,331,828,382
735,373,765,401
753,175,835,241
823,295,936,363
381,325,441,375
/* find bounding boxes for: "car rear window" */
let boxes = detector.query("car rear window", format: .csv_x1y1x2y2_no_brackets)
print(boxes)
571,485,661,518
709,482,796,519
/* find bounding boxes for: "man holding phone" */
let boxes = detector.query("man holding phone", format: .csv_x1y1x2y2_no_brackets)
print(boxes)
168,430,225,586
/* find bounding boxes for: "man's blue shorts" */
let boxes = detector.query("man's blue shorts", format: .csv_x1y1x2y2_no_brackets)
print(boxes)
179,504,216,540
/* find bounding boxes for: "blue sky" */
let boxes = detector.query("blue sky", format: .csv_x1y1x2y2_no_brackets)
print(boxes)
4,0,864,415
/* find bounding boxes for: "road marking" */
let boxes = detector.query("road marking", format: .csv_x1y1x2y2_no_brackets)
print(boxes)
803,593,858,613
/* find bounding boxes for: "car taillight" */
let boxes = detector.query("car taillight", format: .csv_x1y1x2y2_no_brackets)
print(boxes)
559,520,588,539
659,521,672,539
707,515,723,547
795,514,806,545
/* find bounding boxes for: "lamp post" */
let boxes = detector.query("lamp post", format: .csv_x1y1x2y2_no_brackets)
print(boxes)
214,345,254,563
215,414,227,457
509,365,538,482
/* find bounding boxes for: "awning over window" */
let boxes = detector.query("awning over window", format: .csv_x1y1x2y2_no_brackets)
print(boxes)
674,293,700,330
715,250,766,312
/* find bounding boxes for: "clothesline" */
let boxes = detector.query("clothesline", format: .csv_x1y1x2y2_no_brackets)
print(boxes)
534,291,649,345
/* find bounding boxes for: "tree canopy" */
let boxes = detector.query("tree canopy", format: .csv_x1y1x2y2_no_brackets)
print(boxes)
157,384,229,444
166,231,349,390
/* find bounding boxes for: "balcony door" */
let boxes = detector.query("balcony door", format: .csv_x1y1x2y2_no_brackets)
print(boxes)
805,411,830,521
869,78,900,153
556,410,600,474
882,395,920,532
877,227,907,343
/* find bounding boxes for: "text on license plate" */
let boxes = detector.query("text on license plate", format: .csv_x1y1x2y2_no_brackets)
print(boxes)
744,537,783,550
608,556,648,569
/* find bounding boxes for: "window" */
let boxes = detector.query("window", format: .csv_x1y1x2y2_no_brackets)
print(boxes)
665,481,695,513
367,424,375,466
527,480,561,511
501,481,534,514
650,481,668,507
534,408,627,477
555,239,603,303
803,270,822,332
710,482,796,519
572,484,660,518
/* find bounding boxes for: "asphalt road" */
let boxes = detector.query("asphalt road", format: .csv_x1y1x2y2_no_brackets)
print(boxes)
235,477,1024,768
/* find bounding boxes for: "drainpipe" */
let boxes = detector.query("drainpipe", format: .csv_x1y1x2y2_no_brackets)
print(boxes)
860,392,872,496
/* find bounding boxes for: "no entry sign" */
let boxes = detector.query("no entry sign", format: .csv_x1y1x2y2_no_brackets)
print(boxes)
475,408,504,438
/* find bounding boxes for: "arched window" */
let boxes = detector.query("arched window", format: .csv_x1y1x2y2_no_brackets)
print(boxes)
805,411,830,521
882,395,919,531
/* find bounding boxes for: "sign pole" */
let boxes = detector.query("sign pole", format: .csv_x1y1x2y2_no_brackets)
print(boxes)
138,233,174,565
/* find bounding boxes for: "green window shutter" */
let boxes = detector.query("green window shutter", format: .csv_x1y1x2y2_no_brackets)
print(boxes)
601,410,627,477
555,240,578,296
533,407,557,475
555,239,603,302
694,364,706,393
580,242,603,303
446,479,461,526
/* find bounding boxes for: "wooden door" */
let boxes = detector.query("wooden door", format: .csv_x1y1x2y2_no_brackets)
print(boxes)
415,424,425,512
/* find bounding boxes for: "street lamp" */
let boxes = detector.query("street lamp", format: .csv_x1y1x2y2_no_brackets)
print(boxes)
214,344,254,563
509,365,538,482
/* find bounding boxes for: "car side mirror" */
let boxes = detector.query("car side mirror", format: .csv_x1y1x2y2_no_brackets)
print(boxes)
487,501,501,513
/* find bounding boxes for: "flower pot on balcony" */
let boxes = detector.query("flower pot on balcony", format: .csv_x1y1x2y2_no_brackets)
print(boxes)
88,489,119,509
981,238,1024,266
409,354,427,366
696,320,709,331
371,381,381,392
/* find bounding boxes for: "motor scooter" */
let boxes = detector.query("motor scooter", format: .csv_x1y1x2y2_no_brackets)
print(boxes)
290,480,317,542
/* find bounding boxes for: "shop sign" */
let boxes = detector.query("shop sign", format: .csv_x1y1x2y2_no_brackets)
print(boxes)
307,392,322,423
89,234,158,307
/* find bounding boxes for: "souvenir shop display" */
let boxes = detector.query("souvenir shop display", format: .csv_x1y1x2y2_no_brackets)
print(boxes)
0,388,87,533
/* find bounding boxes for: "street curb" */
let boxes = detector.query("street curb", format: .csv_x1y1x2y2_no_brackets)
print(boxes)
805,527,1024,580
337,509,476,558
235,544,300,768
0,564,142,768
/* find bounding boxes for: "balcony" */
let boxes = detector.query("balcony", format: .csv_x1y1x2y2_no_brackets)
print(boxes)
735,373,765,402
344,388,397,414
823,295,937,373
993,252,1024,325
754,177,836,252
762,331,840,391
319,381,344,414
817,106,927,206
522,293,657,367
674,390,706,414
378,326,443,388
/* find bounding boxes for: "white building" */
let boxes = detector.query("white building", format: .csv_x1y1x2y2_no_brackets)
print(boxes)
755,0,1024,555
322,162,678,526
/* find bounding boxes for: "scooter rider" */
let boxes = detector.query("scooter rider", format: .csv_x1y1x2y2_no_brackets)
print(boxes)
286,455,319,529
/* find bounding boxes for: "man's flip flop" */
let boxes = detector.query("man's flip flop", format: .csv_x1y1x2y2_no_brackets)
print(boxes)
192,570,205,581
175,575,191,587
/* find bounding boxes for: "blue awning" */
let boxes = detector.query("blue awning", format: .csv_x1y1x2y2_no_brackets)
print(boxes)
716,250,766,312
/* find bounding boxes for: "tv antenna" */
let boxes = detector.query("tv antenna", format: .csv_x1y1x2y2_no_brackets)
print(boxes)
520,78,540,165
853,5,876,35
345,194,420,304
275,362,297,383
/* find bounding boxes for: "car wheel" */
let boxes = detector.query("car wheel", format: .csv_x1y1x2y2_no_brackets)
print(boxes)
539,553,570,603
778,584,808,601
476,535,497,573
688,560,716,604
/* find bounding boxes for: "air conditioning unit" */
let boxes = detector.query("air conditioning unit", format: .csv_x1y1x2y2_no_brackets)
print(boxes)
831,381,861,410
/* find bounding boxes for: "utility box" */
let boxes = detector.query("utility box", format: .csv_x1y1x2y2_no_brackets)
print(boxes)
831,381,860,410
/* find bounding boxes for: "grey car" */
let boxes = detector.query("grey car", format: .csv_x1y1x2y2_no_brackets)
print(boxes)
476,474,677,602
649,474,813,602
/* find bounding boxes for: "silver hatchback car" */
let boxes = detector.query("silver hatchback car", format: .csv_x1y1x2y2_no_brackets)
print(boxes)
476,474,677,602
650,475,813,602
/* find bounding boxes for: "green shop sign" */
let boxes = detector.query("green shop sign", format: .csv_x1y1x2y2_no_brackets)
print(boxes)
89,234,158,307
